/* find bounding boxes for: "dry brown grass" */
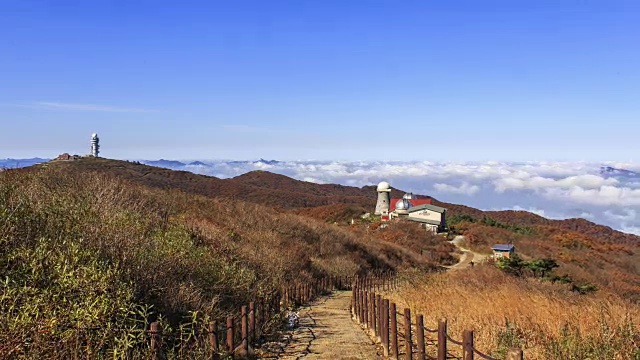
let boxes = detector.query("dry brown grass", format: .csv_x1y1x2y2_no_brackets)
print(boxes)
390,266,640,359
0,163,435,358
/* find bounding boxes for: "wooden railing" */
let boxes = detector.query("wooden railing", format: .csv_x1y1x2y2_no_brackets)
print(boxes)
351,278,524,360
15,275,354,359
149,275,354,359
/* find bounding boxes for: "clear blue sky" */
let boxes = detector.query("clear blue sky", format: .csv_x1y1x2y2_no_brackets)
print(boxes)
1,0,639,161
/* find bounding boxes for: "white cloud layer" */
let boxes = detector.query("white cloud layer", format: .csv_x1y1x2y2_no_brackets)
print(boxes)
434,182,480,195
155,159,640,236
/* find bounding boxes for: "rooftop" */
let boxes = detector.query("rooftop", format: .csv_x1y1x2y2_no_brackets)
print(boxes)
407,204,447,213
492,244,515,252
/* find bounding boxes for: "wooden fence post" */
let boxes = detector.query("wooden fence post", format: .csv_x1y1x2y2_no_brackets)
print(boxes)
437,319,447,360
249,302,255,343
390,302,399,360
292,285,296,304
404,308,412,360
351,285,356,317
463,330,474,360
507,348,524,360
241,305,249,355
299,284,303,303
209,321,220,360
355,288,360,321
149,322,161,360
365,290,370,328
356,289,361,322
360,290,366,324
375,294,382,340
283,287,288,307
383,299,390,357
369,292,375,330
302,284,306,303
226,316,234,354
416,315,425,360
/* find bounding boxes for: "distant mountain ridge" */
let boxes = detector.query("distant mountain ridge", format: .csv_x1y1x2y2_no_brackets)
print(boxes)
0,158,49,168
600,165,640,178
142,159,187,168
17,157,637,245
34,158,383,210
5,157,640,244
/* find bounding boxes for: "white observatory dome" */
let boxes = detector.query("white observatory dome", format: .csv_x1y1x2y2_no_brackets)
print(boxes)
377,181,391,192
91,133,98,138
395,198,413,211
403,193,415,200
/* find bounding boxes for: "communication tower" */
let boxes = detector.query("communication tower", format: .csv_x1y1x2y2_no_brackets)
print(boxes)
90,133,100,157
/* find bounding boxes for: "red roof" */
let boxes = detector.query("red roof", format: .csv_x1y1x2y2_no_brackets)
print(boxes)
390,197,432,210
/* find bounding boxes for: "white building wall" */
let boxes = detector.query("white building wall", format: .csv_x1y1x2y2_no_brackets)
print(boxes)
407,210,443,224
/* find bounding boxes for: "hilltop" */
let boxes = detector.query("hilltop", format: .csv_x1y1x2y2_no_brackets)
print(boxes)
437,201,639,246
2,157,440,358
35,157,640,299
39,157,394,209
3,156,640,358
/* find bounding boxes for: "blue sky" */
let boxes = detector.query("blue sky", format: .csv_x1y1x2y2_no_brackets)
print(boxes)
1,0,639,161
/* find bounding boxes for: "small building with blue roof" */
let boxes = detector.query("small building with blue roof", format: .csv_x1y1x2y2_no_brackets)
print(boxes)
491,244,515,259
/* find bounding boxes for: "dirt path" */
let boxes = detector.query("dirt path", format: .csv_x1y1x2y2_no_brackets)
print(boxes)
445,235,489,270
258,236,489,358
259,291,380,359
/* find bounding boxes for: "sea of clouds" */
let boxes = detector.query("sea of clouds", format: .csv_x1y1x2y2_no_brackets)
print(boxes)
177,160,640,235
4,158,638,235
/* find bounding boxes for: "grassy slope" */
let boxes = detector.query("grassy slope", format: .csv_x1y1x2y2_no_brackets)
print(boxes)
393,266,640,359
3,157,640,358
45,158,638,301
44,158,379,209
0,160,430,358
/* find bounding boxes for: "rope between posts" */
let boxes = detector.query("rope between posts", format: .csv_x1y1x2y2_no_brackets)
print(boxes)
423,326,438,333
445,333,464,346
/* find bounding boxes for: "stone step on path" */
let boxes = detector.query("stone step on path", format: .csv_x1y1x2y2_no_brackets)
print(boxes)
258,291,382,359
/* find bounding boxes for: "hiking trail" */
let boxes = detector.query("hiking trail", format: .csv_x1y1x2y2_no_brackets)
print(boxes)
259,291,381,359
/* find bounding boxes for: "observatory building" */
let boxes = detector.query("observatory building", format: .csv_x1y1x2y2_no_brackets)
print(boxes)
376,181,447,233
375,181,391,217
90,133,100,157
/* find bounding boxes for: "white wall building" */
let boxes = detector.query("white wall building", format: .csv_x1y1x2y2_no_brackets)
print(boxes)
405,204,447,233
